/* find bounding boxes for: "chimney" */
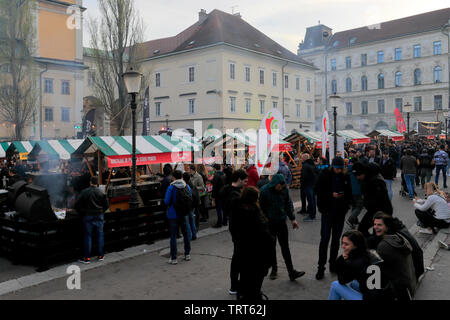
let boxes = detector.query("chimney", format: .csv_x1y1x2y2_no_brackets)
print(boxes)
199,9,207,23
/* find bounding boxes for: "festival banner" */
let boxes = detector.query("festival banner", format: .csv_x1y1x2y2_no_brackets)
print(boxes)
394,108,406,133
142,87,150,136
321,111,329,158
418,121,442,136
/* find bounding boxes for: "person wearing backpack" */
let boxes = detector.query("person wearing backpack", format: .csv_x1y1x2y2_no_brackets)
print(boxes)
418,149,433,189
164,170,193,265
183,172,200,240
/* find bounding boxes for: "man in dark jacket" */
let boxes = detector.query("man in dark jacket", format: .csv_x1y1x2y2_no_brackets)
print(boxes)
380,150,396,201
260,174,305,281
223,170,248,296
418,149,433,188
75,177,109,264
301,153,318,222
314,157,352,280
373,213,417,300
352,161,393,237
212,164,227,228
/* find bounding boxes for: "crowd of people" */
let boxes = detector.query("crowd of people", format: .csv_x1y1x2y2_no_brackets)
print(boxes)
158,137,450,301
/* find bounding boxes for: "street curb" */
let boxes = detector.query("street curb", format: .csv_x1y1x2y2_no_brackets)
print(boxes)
0,224,229,297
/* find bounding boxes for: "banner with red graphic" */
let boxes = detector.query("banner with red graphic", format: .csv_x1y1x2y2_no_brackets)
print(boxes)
321,111,329,158
394,108,406,133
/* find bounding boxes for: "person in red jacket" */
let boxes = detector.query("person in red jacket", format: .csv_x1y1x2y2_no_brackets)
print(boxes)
246,163,260,187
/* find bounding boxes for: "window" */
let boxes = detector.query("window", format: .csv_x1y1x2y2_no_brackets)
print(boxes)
155,102,161,116
296,104,301,117
414,69,421,85
259,70,264,85
434,41,442,55
188,99,195,114
346,102,352,115
331,80,337,94
395,98,403,112
331,59,336,71
188,67,195,82
296,77,300,90
260,100,265,114
361,76,368,91
230,97,236,113
414,97,422,112
395,71,402,87
44,79,53,94
307,79,311,92
230,63,235,80
378,100,385,114
155,73,161,87
413,45,421,58
284,75,289,89
273,101,278,109
434,95,443,110
346,78,352,92
272,72,277,87
361,54,367,66
1,64,11,73
245,99,251,113
307,105,312,119
44,108,53,121
378,74,384,89
361,101,368,115
434,66,442,83
377,51,384,63
61,107,70,122
61,81,70,95
346,57,351,69
245,66,251,82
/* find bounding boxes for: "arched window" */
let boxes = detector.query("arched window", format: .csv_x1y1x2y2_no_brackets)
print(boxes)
395,71,402,87
378,74,384,89
346,77,352,92
361,76,368,91
414,69,421,85
434,66,442,83
331,80,337,94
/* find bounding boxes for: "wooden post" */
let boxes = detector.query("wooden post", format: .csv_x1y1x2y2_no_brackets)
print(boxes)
84,156,94,177
146,165,153,175
105,169,113,194
160,163,162,174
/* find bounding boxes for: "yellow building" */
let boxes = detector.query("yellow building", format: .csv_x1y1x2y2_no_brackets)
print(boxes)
0,0,86,140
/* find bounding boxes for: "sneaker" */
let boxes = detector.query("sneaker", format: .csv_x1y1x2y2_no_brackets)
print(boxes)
303,217,316,222
191,236,197,241
289,270,306,281
168,258,178,265
419,228,433,235
78,258,90,264
184,254,191,261
269,270,278,280
229,289,238,295
315,269,325,280
98,256,104,261
439,240,450,250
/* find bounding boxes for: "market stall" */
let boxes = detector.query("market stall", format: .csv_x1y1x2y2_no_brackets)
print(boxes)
6,141,36,160
337,130,371,145
367,129,405,142
0,142,10,160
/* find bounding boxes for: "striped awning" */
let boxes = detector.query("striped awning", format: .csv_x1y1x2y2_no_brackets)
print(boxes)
8,141,36,154
0,142,10,158
30,140,84,160
298,131,323,143
211,132,291,150
368,129,405,141
337,130,371,144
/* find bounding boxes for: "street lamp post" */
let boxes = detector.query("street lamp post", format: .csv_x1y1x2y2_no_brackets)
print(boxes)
444,111,449,142
404,102,413,141
165,114,169,131
122,68,143,209
329,94,341,159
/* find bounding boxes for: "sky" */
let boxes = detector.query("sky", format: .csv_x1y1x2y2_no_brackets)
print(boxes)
82,0,450,53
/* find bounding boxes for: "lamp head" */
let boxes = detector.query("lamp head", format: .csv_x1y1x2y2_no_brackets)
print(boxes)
122,68,143,94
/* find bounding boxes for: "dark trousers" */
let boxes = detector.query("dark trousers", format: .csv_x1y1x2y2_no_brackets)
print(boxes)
238,268,266,301
199,195,208,220
83,214,104,259
230,244,240,291
305,186,316,219
358,210,378,237
318,211,346,270
415,209,450,229
300,188,307,212
269,220,294,273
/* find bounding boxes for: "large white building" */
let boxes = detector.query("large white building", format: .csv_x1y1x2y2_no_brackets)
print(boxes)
298,8,450,134
136,9,318,135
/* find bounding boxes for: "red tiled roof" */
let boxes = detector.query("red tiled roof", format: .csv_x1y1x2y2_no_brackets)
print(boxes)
327,7,450,50
141,9,315,68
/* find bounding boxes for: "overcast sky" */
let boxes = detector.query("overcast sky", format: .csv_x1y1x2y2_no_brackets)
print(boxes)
82,0,450,53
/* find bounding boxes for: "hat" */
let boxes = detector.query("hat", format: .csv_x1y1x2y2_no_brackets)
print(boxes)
351,161,366,176
331,157,345,169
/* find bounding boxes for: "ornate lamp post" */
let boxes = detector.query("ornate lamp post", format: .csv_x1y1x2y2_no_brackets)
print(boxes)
403,102,413,141
122,68,143,209
329,94,341,159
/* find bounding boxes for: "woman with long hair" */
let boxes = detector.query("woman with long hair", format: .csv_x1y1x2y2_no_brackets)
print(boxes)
414,182,450,234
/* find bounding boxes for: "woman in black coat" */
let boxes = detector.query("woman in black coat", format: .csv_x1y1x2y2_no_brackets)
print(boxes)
232,186,273,300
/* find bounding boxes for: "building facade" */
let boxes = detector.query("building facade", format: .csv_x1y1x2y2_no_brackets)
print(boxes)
298,8,450,134
138,9,317,136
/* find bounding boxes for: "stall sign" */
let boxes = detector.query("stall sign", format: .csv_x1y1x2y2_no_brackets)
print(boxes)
19,153,28,160
107,151,192,168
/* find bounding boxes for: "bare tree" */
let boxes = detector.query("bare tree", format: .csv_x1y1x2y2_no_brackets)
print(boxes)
0,0,38,140
87,0,146,136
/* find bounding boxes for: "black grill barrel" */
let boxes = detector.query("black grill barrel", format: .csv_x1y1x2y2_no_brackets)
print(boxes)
15,185,57,222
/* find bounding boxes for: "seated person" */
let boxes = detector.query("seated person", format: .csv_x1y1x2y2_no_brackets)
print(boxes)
328,230,385,300
414,182,450,234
